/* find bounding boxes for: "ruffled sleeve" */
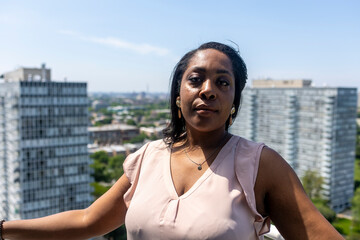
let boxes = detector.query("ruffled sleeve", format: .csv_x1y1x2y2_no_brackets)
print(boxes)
123,142,150,208
234,137,271,237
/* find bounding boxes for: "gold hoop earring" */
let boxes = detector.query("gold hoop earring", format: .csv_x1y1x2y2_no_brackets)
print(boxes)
229,106,235,126
176,98,181,108
176,97,181,118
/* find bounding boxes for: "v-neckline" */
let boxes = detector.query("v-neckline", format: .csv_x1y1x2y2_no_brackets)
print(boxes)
165,136,235,200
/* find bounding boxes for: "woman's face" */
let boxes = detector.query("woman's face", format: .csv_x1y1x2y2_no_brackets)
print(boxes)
179,49,235,133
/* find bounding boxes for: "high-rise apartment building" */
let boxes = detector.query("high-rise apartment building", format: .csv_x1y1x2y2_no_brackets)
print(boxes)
252,78,312,88
0,65,92,220
230,85,357,212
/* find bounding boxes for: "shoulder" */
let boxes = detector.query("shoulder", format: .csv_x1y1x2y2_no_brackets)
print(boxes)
123,139,168,184
231,135,264,151
128,139,167,157
124,139,169,166
255,147,344,239
256,147,296,196
232,135,265,168
254,147,296,216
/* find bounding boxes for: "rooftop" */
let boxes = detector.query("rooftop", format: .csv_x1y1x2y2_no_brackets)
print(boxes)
88,124,138,132
252,78,312,88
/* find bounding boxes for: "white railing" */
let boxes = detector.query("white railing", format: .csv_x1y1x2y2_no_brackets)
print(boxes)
265,225,284,240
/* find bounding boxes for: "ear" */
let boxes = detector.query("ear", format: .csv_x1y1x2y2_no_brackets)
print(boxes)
176,96,181,108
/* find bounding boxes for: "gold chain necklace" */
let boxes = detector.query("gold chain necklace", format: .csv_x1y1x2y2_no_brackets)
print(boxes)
184,133,229,171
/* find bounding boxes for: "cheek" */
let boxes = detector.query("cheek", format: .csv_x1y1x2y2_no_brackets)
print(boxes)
179,84,198,103
225,89,235,104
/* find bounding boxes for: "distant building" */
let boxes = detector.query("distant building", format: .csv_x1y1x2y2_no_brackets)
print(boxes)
230,84,357,212
91,100,109,111
0,64,92,220
88,124,139,145
1,64,51,83
88,143,140,157
252,78,312,88
140,126,165,138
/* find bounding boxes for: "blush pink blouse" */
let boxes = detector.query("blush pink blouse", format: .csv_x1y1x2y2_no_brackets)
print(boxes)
123,135,270,240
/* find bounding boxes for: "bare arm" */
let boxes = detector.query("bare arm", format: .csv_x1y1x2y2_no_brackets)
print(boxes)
3,174,131,240
255,147,344,240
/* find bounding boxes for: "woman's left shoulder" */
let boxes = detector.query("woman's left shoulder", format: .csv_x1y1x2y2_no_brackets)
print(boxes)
256,147,294,190
255,147,344,239
231,135,265,150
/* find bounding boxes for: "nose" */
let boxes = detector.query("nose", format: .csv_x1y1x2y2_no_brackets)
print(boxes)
199,79,216,100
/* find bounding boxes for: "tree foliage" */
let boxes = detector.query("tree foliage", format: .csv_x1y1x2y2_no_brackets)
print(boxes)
90,151,112,182
90,151,125,183
312,198,336,223
90,182,110,198
126,133,148,144
356,124,360,158
94,117,113,126
301,170,337,223
99,108,113,117
89,151,127,239
349,188,360,238
108,155,125,180
301,170,324,199
126,119,137,126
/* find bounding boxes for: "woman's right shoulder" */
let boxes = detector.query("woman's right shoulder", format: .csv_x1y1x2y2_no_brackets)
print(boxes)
133,139,168,155
123,139,168,170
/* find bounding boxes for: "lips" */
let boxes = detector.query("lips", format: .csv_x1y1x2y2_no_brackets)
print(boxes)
194,104,218,114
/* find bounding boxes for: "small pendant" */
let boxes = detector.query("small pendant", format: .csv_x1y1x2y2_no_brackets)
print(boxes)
197,165,202,170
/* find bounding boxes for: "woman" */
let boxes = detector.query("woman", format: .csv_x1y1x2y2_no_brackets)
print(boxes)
1,42,343,239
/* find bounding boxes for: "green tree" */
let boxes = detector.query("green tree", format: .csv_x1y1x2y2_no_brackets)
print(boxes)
132,109,146,117
301,170,337,223
128,133,148,143
149,134,159,141
312,199,336,223
94,117,113,126
356,124,360,158
108,154,125,180
99,108,113,117
349,188,360,239
90,151,111,183
126,119,137,126
157,112,169,119
89,151,127,240
302,170,323,199
90,182,110,198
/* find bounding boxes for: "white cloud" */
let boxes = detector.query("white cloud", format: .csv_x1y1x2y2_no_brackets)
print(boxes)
58,30,170,56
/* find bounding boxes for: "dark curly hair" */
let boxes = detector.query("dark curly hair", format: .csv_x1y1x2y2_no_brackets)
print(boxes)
163,42,247,145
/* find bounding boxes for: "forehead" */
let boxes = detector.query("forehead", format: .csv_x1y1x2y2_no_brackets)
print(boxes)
186,49,233,73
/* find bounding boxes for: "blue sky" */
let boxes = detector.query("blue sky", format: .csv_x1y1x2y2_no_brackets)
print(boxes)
0,0,359,93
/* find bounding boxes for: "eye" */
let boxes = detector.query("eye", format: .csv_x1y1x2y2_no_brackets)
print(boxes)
217,78,230,86
188,76,202,83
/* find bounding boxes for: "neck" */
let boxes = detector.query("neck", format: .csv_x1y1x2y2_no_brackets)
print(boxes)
184,127,230,149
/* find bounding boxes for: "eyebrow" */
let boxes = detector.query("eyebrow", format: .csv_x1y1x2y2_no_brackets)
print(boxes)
191,67,232,75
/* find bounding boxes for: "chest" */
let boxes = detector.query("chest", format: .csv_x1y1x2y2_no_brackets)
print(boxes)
169,145,223,197
125,147,259,240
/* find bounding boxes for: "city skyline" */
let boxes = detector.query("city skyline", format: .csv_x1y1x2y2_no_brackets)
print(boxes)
1,0,359,93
